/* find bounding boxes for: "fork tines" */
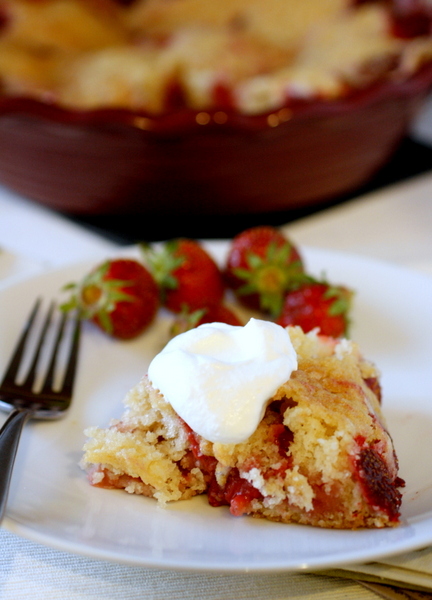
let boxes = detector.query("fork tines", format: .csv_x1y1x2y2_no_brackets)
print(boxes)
0,298,81,409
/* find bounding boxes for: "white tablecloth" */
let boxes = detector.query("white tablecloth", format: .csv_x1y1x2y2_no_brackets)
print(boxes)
1,171,432,599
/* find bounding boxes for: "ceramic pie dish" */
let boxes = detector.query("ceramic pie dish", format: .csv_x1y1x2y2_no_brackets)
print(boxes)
1,0,432,216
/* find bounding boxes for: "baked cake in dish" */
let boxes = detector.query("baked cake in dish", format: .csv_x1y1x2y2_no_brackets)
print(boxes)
1,0,432,115
82,323,404,529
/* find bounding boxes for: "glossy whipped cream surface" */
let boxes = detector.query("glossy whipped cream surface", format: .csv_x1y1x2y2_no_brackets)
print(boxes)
148,318,297,444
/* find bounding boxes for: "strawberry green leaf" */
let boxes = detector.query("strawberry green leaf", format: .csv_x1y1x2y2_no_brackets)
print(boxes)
140,241,184,291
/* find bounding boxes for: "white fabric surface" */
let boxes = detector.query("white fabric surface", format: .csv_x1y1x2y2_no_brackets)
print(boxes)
1,171,432,599
286,172,432,277
1,528,379,600
0,189,117,270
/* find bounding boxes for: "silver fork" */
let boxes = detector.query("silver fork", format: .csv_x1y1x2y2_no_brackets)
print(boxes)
0,298,81,522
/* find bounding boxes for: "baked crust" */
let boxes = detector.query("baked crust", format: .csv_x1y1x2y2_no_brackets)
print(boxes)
1,0,432,114
82,327,404,529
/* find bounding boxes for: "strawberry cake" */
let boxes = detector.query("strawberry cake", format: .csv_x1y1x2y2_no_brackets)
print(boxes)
81,320,404,529
1,0,432,115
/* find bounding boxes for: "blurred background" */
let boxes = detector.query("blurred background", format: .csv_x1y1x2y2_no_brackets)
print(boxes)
1,0,432,243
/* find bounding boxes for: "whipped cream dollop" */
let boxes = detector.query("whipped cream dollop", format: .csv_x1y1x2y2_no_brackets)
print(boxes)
148,318,297,444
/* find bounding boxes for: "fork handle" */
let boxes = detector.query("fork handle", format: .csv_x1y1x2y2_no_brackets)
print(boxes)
0,408,32,523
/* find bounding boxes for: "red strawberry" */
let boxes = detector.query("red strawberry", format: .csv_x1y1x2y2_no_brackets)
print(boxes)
197,304,243,327
142,239,225,313
225,226,306,317
62,258,159,339
276,281,353,338
170,304,243,337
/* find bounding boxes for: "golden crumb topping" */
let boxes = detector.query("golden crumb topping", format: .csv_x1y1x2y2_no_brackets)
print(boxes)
82,326,402,528
1,0,432,114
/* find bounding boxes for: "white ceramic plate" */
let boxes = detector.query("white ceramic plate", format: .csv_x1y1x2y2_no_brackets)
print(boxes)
1,243,432,572
0,248,42,289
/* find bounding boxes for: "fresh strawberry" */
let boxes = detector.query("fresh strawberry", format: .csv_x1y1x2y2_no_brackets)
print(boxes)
170,303,243,337
142,239,225,313
224,226,306,317
276,281,353,338
62,258,159,339
197,304,243,327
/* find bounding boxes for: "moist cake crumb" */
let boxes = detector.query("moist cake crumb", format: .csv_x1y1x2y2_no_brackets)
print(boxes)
81,326,404,529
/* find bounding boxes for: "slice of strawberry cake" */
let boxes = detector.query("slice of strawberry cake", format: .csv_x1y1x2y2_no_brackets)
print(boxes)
81,319,404,529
